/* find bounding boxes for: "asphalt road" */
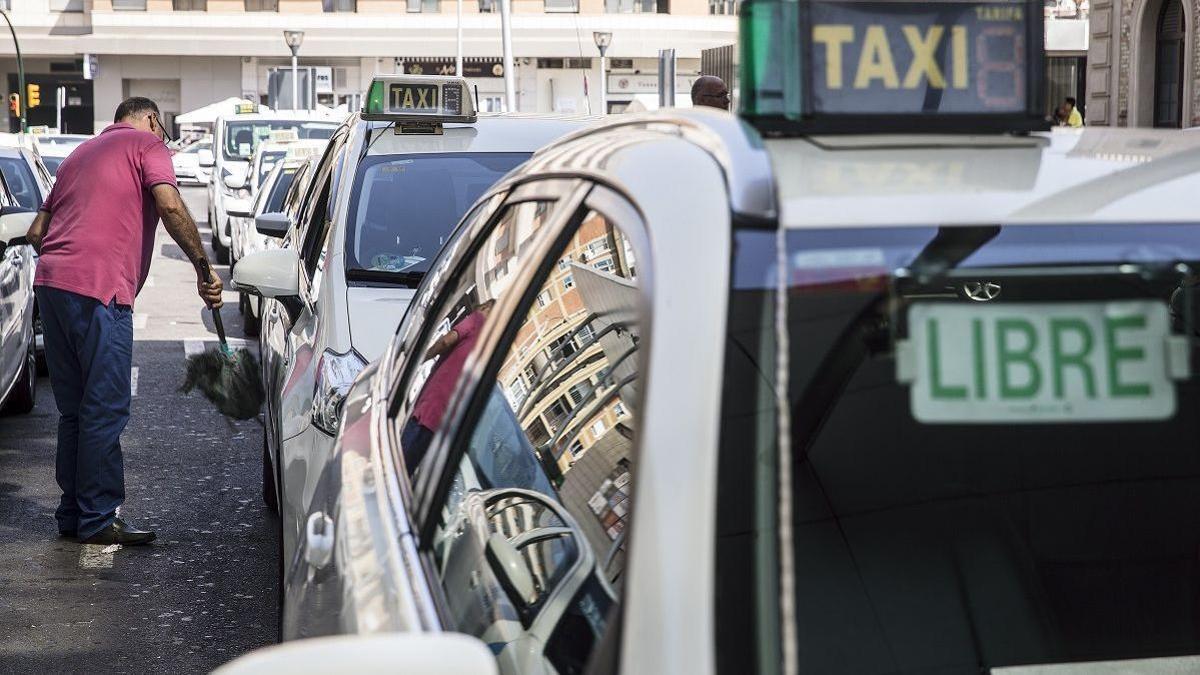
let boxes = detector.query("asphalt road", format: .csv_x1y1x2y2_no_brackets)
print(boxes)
0,187,278,674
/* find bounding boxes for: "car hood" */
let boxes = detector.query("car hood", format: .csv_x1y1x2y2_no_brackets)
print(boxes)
346,286,418,361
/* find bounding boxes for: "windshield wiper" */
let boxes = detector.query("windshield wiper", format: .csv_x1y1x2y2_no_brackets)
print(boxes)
345,267,425,288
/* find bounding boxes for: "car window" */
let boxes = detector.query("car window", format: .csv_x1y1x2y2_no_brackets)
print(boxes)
266,168,298,213
297,132,348,281
42,156,64,176
344,153,529,280
256,150,287,187
221,120,337,161
0,156,39,208
420,206,644,675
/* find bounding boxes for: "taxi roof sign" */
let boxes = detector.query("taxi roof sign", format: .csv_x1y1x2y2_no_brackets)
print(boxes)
739,0,1049,135
362,75,477,125
268,128,300,143
234,102,260,115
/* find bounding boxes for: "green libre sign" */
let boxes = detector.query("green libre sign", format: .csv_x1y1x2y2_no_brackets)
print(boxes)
899,301,1187,423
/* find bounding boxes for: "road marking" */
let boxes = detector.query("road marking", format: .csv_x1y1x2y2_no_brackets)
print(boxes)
131,367,139,397
78,543,121,569
132,313,148,329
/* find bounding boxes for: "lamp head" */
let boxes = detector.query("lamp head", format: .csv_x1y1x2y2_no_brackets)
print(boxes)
593,31,612,56
283,29,305,53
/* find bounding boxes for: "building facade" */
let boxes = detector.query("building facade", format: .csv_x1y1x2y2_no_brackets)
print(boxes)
1088,0,1194,126
0,0,736,133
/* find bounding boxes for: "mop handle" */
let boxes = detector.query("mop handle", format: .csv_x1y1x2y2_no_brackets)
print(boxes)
196,258,227,347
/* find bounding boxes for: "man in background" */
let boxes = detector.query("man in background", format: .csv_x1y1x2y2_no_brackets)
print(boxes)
691,76,731,111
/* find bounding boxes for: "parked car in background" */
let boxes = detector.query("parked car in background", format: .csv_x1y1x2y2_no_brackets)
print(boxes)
207,104,341,264
172,137,212,187
0,189,40,414
0,133,56,370
230,156,308,335
35,133,92,177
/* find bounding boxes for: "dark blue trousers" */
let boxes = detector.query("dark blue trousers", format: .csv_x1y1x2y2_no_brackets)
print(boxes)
35,286,132,540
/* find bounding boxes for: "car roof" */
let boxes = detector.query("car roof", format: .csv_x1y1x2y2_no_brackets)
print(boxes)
361,112,599,156
0,133,36,151
523,110,1200,230
216,111,344,125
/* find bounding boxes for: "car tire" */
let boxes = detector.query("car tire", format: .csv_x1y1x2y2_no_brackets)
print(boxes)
242,293,261,337
263,436,278,513
4,337,36,414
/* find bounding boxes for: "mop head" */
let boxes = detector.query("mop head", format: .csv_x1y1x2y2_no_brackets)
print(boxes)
180,344,265,421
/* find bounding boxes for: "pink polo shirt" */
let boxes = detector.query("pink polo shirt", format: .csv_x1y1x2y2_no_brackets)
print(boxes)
35,122,177,307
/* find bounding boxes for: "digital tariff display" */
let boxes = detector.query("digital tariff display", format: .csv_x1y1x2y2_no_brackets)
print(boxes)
808,0,1032,115
385,82,463,117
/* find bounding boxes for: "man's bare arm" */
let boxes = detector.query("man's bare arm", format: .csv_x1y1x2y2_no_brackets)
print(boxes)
25,210,50,254
152,183,224,308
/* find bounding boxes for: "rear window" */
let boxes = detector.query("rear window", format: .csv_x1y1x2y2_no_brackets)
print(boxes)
256,150,287,187
343,152,528,283
725,223,1200,673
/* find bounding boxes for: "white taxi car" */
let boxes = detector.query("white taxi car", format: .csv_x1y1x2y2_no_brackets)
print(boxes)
232,75,594,584
234,156,311,336
0,196,40,414
220,1,1200,673
228,135,327,271
35,133,91,177
206,103,341,264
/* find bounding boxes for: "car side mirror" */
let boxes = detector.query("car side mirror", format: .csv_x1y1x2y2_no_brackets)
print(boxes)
198,149,214,168
213,633,499,675
223,173,246,191
227,197,253,218
485,532,537,609
255,212,292,239
0,205,36,254
233,249,300,300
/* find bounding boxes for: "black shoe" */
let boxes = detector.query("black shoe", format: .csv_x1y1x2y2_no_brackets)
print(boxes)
80,517,156,546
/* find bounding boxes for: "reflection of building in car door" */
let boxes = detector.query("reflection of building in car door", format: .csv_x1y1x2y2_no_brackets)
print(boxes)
433,197,644,675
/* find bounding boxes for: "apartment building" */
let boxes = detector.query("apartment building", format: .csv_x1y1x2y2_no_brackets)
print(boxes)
0,0,736,132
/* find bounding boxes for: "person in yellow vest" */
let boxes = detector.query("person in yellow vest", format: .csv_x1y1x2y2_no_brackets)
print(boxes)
1064,97,1084,127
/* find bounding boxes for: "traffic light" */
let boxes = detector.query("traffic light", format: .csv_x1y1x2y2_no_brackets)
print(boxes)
26,83,40,108
7,93,17,116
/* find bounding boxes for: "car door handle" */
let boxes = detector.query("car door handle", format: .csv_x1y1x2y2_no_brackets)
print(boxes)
305,512,335,569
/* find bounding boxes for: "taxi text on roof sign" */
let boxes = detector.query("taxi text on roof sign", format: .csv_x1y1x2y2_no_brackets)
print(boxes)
362,74,477,127
739,0,1049,135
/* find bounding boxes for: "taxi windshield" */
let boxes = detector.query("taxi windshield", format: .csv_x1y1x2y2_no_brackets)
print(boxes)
256,150,287,187
344,152,529,283
730,222,1200,673
222,121,335,161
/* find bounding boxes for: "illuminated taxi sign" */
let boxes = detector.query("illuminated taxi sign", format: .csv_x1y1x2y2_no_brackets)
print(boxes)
362,75,477,125
234,102,259,114
739,0,1048,134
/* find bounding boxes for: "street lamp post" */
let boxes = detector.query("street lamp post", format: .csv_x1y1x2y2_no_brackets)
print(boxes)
0,11,25,132
283,29,305,111
593,31,612,116
498,0,516,112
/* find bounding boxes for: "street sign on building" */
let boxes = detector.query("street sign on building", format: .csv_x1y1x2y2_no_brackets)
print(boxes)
82,54,98,81
314,67,334,94
608,73,697,95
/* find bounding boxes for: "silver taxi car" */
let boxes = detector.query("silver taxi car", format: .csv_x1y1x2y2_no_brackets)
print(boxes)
232,75,594,598
223,0,1200,673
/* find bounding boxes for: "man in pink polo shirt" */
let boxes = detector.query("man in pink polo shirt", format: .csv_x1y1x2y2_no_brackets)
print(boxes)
23,97,223,546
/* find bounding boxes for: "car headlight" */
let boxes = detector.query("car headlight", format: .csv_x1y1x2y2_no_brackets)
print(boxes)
312,349,368,436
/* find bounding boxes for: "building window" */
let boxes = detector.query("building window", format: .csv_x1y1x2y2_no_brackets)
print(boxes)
172,0,206,9
407,0,439,12
584,238,610,259
478,0,495,10
613,401,627,418
594,257,616,274
112,0,147,9
558,258,571,270
709,0,735,12
244,0,277,10
506,377,529,409
545,0,579,11
590,418,607,438
568,381,591,406
536,290,553,308
562,274,575,291
606,0,661,11
323,0,355,10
